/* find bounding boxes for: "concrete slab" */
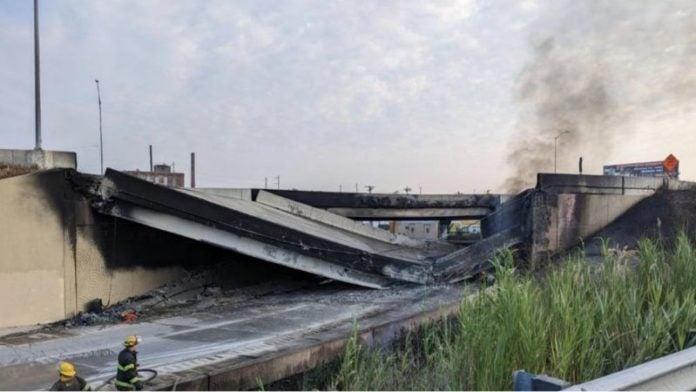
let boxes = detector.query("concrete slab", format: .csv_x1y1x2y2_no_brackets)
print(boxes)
434,227,525,283
0,282,467,391
326,207,492,220
262,189,501,210
193,188,253,201
108,203,395,288
255,190,420,246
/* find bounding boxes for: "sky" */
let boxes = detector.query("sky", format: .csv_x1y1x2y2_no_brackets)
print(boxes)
1,0,694,192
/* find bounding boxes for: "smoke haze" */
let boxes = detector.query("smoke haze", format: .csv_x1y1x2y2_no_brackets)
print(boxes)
504,1,696,191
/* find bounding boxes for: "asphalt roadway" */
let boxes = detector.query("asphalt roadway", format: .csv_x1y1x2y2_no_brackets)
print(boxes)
0,282,466,390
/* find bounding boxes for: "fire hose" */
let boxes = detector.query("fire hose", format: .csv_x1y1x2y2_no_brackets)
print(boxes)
94,368,158,391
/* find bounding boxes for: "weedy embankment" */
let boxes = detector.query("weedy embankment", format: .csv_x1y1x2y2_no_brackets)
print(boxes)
304,232,696,390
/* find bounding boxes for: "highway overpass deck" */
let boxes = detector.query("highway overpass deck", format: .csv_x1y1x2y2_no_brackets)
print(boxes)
199,188,504,220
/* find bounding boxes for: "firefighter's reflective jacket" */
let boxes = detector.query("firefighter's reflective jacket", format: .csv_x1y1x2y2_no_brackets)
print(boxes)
115,349,143,391
50,376,91,391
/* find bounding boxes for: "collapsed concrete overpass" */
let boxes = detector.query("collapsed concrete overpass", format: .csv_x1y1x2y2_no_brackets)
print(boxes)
95,169,461,288
2,166,696,329
3,168,696,390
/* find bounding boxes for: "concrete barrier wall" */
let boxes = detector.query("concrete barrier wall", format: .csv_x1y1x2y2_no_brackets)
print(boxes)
530,191,650,260
0,149,77,170
537,173,667,195
74,225,184,309
0,172,70,327
0,170,186,328
555,193,648,249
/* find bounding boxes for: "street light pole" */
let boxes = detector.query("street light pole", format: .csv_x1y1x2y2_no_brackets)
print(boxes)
95,79,103,174
34,0,42,150
554,130,570,173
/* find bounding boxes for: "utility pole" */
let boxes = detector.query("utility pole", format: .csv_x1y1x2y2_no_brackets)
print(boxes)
365,185,375,193
95,79,103,174
264,177,268,189
149,145,153,171
554,130,570,173
190,152,195,188
34,0,42,150
355,183,358,192
339,184,342,192
275,175,280,190
419,185,422,195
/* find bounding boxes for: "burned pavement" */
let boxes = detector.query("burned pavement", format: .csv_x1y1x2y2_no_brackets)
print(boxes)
2,166,696,389
0,275,468,391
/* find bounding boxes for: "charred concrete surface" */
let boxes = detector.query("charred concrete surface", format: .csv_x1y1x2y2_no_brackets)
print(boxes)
261,189,501,209
450,173,696,273
4,166,694,330
535,172,677,195
0,169,302,327
484,173,696,264
0,170,76,327
234,188,502,220
0,280,469,391
584,188,696,255
433,228,525,283
4,167,696,389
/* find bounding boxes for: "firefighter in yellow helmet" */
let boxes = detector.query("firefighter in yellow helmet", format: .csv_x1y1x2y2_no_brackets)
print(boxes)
115,336,144,391
50,361,91,391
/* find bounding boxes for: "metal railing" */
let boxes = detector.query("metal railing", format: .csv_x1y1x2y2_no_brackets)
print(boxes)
564,345,696,390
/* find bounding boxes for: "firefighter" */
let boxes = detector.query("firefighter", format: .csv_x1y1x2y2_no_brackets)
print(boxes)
115,335,144,391
50,361,91,391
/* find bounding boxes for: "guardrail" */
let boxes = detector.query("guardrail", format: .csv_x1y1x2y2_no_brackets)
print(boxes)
564,345,696,390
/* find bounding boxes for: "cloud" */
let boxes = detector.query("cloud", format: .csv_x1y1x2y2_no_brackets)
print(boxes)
11,0,667,193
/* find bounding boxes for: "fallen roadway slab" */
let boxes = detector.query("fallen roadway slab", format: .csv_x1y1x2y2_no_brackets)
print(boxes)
0,282,468,390
433,227,525,283
92,169,460,288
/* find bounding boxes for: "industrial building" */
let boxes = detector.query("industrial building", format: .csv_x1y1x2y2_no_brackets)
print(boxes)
124,163,185,188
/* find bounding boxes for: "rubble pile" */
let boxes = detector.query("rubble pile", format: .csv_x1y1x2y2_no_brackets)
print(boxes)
50,263,322,330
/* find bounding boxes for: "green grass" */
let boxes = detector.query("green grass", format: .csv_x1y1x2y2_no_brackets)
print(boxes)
303,232,696,390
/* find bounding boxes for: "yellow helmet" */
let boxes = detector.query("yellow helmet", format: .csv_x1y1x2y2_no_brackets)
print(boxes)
123,335,140,347
59,361,76,377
